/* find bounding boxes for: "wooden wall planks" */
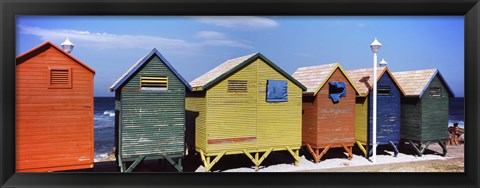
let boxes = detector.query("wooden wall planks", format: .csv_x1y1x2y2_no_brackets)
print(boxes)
203,59,302,153
117,56,186,160
302,68,356,148
400,75,449,142
365,73,402,145
16,44,94,172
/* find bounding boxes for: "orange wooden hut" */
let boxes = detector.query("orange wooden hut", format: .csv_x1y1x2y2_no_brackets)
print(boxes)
292,63,361,163
16,40,95,172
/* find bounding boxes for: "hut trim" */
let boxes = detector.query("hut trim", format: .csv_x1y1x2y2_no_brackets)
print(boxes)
392,69,454,98
190,53,306,91
109,48,192,92
345,67,406,97
16,41,95,74
292,63,362,96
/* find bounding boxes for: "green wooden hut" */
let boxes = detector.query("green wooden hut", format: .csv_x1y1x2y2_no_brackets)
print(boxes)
109,48,191,172
392,69,454,156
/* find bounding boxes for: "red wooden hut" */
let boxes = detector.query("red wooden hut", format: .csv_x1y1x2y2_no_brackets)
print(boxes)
292,63,361,163
16,41,95,172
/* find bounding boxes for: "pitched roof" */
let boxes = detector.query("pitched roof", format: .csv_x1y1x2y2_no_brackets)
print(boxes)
292,63,361,96
16,41,95,73
190,53,256,89
345,66,405,96
190,52,306,91
392,69,454,98
109,48,192,91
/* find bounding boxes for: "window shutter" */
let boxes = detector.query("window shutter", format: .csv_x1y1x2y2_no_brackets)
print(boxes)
266,80,288,102
228,80,248,92
429,87,441,96
378,86,391,96
141,76,168,90
48,67,72,89
328,82,346,103
50,70,69,85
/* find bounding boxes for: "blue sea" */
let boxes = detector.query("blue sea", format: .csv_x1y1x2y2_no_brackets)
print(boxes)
93,97,465,161
94,97,115,161
448,97,464,129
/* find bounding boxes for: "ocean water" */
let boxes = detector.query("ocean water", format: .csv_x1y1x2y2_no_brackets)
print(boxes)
93,97,465,161
449,97,464,128
94,97,115,161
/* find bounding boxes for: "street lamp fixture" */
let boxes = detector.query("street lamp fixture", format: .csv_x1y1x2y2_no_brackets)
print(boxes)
370,37,382,163
61,38,74,53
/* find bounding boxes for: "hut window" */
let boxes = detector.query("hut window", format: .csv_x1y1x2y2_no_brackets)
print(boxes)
328,82,346,103
48,67,72,89
266,80,288,102
429,87,441,96
228,80,248,92
141,76,168,91
378,86,391,96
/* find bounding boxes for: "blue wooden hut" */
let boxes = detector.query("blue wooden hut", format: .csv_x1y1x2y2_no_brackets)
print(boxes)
109,48,191,172
346,66,404,157
392,69,454,156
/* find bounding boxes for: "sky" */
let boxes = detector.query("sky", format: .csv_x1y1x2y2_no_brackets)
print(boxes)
16,16,464,97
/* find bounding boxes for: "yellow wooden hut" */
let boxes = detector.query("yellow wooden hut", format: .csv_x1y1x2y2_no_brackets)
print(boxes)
186,53,306,171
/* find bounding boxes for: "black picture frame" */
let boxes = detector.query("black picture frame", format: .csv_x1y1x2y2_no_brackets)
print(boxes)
1,0,478,188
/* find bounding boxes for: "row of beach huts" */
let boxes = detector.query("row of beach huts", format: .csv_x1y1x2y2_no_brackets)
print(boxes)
15,40,453,172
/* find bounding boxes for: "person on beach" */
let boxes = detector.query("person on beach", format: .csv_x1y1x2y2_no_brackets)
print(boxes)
448,123,460,145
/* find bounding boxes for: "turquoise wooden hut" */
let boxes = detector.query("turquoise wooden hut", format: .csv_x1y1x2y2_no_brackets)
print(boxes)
346,66,404,158
392,69,454,156
109,48,191,172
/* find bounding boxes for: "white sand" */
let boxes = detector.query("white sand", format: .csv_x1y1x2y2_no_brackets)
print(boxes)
194,150,450,172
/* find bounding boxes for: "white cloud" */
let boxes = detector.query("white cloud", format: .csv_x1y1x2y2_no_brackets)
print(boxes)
19,25,201,53
191,16,279,30
19,25,254,53
196,31,228,40
196,31,253,49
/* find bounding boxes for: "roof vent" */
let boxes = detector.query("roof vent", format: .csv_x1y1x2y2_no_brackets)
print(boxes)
379,58,388,67
61,38,74,53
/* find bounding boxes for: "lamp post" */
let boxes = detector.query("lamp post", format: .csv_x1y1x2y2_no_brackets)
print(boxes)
370,37,382,163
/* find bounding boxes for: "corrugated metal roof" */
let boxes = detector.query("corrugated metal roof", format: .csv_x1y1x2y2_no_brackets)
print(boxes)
292,63,361,96
109,48,192,91
16,41,96,74
392,69,454,97
189,53,307,91
345,66,405,96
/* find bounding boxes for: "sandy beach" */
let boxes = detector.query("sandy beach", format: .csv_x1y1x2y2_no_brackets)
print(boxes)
89,141,464,173
301,144,464,172
193,142,464,172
